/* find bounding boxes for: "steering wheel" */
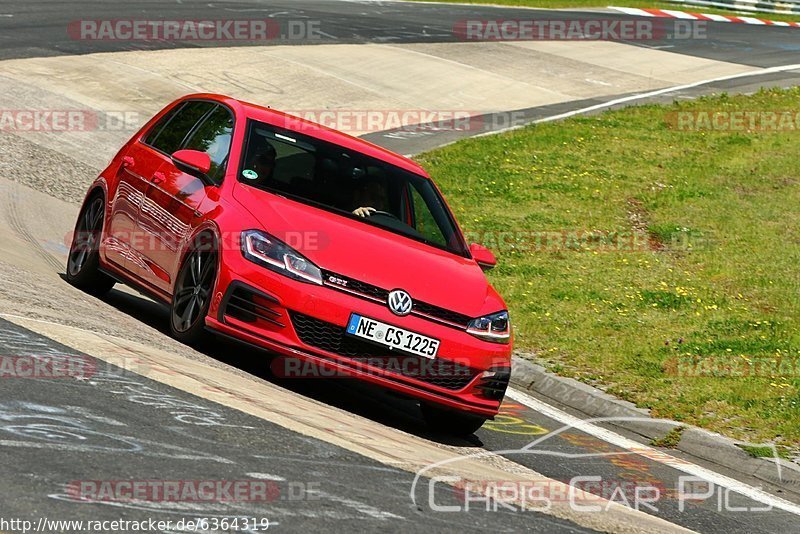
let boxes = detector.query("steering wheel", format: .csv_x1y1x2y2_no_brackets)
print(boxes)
369,210,399,220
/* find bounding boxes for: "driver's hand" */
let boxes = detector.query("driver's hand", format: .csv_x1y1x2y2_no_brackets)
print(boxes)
353,207,376,217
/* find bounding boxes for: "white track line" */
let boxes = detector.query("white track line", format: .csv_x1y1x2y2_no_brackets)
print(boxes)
739,16,767,24
660,9,699,19
507,388,800,516
607,5,800,25
474,62,800,139
703,13,734,22
609,7,655,16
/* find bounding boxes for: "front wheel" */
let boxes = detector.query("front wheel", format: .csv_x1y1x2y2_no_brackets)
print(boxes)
421,403,488,437
170,237,218,345
66,195,115,296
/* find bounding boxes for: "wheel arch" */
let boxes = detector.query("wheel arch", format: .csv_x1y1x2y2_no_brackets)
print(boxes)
83,177,109,204
74,180,110,263
172,222,223,295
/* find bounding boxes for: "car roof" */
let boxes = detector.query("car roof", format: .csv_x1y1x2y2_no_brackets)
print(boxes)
184,93,430,178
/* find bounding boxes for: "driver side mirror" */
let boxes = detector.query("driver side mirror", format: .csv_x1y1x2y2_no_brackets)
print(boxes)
470,243,497,271
172,149,213,184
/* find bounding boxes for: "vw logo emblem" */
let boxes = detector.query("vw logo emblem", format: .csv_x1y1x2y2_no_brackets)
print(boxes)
388,289,413,316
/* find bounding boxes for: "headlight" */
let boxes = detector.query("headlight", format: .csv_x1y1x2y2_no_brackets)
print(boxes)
467,310,510,343
241,230,323,285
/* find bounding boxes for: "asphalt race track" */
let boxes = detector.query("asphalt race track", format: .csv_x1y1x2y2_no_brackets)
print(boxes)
0,318,595,533
1,1,800,533
1,0,799,67
4,0,800,155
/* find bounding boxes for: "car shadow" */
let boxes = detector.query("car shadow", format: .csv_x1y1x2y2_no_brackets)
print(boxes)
94,284,484,448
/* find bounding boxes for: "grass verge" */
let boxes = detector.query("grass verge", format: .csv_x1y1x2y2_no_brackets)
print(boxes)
737,444,791,459
416,87,800,448
650,426,686,448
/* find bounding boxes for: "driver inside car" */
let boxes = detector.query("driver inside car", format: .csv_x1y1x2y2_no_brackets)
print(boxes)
248,142,277,186
351,178,389,218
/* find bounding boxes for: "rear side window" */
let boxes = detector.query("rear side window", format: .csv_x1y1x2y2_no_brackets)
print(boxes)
183,105,234,183
143,104,181,147
145,101,216,155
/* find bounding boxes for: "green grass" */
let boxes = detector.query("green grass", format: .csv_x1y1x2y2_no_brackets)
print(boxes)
651,426,686,448
406,0,800,23
416,87,800,448
737,443,791,459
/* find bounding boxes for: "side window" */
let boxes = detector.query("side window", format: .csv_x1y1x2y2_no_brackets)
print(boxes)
409,183,447,247
241,126,317,188
147,101,215,156
182,105,234,183
143,103,183,147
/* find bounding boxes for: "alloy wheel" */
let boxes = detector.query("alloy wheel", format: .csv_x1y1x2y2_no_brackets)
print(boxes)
171,246,217,333
68,197,104,277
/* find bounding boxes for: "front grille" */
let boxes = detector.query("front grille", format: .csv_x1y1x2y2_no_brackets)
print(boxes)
412,301,472,328
345,278,389,301
290,312,479,391
321,270,472,329
322,270,388,301
290,311,374,358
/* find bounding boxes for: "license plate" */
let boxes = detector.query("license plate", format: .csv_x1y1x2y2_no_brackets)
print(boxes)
346,314,440,359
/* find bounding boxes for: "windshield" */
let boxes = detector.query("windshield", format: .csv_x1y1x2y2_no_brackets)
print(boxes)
238,119,468,256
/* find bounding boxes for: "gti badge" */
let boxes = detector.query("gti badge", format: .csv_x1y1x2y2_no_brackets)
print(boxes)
327,275,348,287
388,289,413,316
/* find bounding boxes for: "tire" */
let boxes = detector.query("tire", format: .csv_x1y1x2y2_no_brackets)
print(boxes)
65,194,115,296
421,403,487,437
169,234,218,345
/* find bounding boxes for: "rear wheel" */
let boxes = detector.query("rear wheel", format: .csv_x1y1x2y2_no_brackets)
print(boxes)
421,403,487,437
170,236,218,345
66,194,115,296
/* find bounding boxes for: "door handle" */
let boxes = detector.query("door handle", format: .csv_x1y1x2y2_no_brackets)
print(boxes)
122,156,135,168
151,172,166,185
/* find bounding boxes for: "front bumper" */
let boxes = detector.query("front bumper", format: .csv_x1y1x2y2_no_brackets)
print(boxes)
206,252,511,418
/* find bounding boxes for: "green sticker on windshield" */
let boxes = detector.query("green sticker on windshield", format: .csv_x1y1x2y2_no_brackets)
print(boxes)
242,169,258,180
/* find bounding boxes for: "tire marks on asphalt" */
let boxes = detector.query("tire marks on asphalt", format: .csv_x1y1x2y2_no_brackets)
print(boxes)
3,188,64,271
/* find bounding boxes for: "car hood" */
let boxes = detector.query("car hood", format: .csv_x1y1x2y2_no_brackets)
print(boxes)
232,183,497,317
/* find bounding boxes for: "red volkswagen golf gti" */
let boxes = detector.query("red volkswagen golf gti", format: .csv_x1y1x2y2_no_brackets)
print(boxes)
67,94,511,435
